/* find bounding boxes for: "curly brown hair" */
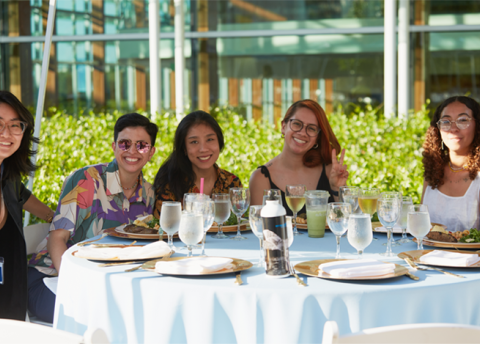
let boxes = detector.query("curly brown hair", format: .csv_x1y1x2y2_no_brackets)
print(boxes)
422,96,480,189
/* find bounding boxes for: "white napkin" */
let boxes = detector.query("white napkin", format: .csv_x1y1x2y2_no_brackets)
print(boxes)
419,250,479,267
155,257,234,274
375,226,403,232
75,241,171,260
319,259,396,278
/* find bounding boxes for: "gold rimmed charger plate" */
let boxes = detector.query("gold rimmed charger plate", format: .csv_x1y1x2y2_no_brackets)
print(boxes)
413,237,480,250
104,225,172,240
398,250,480,268
371,222,447,234
208,220,250,233
294,259,408,280
142,256,253,276
72,246,174,262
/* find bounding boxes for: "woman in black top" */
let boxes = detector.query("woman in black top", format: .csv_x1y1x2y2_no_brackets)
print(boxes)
249,99,349,216
0,91,54,320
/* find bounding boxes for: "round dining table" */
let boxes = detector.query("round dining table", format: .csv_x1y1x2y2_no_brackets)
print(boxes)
53,227,480,344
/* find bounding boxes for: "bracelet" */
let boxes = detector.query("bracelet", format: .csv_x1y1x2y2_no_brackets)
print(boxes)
46,213,54,223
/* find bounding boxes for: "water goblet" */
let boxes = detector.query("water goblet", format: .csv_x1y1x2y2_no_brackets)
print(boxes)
160,201,182,250
326,203,351,259
347,214,373,257
340,186,360,212
263,189,282,206
178,211,204,257
407,204,431,250
229,187,250,240
380,191,402,247
397,196,413,244
358,188,380,240
249,205,265,267
183,193,208,213
192,199,215,256
377,197,401,257
286,184,307,235
212,193,231,239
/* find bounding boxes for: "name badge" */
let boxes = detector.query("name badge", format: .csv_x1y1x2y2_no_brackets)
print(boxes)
0,257,4,285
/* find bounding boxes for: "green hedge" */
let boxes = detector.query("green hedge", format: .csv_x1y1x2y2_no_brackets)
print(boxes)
31,104,430,219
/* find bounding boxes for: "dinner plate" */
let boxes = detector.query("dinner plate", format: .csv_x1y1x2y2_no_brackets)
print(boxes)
294,259,408,280
141,256,253,275
72,246,174,262
398,250,480,268
208,220,250,233
372,222,447,234
413,237,480,250
104,225,173,240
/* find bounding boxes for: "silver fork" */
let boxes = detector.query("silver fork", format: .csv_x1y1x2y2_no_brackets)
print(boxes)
405,258,464,278
289,262,307,286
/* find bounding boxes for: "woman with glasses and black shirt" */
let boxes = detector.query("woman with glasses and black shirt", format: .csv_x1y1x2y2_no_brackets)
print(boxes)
421,96,480,231
0,91,54,320
249,99,348,215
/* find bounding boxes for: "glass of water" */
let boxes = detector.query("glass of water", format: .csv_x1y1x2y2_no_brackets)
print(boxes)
249,205,264,267
183,193,208,213
340,186,360,212
377,197,401,257
192,199,215,256
212,193,231,239
347,213,373,257
397,196,413,244
326,203,351,259
407,204,431,250
178,211,204,257
160,202,182,250
229,187,250,240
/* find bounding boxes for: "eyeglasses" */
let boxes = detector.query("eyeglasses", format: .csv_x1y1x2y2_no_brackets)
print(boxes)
0,120,27,135
288,119,321,137
117,139,152,153
436,117,473,131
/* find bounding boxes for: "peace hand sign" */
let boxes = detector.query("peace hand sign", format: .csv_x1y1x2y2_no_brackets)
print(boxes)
329,148,349,191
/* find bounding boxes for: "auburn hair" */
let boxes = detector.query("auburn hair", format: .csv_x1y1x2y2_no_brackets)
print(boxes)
282,99,341,167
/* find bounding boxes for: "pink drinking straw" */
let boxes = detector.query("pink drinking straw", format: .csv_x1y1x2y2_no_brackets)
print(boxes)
200,178,204,194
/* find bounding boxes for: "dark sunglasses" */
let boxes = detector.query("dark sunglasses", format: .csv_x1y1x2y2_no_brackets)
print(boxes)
117,139,152,153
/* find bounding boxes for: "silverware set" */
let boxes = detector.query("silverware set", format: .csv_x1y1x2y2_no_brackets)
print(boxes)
404,257,464,278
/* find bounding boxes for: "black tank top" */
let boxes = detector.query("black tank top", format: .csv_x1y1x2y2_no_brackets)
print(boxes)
258,163,334,216
0,212,27,320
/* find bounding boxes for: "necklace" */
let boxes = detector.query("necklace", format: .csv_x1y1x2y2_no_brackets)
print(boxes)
117,173,140,190
449,161,467,173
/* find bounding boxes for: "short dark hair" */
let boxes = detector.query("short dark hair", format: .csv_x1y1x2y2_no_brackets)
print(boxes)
0,91,39,181
114,113,158,146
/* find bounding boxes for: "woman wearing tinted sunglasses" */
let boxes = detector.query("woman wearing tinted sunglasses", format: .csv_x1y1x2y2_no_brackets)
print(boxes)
421,96,480,232
28,113,158,323
249,99,349,215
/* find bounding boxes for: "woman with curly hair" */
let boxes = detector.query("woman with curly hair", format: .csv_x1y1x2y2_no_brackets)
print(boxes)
421,96,480,231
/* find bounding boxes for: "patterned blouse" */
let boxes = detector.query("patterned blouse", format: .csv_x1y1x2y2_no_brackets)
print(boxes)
29,159,155,275
153,164,242,218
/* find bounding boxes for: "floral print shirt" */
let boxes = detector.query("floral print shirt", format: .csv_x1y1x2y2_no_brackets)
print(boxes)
29,159,155,275
153,164,242,218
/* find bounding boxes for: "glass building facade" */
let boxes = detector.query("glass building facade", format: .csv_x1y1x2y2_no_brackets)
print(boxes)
1,0,480,120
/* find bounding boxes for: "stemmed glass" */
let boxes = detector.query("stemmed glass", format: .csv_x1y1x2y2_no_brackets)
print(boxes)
263,189,282,206
160,202,182,250
178,211,204,257
229,187,250,240
326,203,351,259
249,206,265,267
212,194,231,239
192,199,215,256
407,204,431,250
397,196,413,244
347,214,373,257
380,192,402,247
285,184,307,236
377,197,401,257
340,186,360,212
358,188,380,240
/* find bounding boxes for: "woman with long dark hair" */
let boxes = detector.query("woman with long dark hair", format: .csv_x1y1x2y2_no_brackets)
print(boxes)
249,99,348,215
421,96,480,231
153,110,241,217
0,91,54,320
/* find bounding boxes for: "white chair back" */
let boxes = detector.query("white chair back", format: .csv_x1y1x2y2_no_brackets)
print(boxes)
0,319,109,344
24,223,51,255
323,321,480,344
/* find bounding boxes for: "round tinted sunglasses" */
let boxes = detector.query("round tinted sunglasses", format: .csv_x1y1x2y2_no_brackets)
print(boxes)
117,139,152,153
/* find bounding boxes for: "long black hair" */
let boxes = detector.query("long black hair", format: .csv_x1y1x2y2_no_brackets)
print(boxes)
0,91,39,181
154,110,225,201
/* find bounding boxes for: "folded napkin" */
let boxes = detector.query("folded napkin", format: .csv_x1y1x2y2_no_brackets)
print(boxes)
419,250,479,267
319,259,396,278
75,241,171,260
375,226,404,232
155,257,234,275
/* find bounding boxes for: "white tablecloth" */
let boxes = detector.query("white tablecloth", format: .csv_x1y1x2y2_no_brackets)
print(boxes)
53,230,480,343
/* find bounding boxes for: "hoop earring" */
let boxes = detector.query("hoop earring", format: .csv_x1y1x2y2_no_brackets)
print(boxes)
441,140,444,150
313,143,319,149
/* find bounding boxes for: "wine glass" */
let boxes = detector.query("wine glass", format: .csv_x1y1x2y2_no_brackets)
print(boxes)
160,201,182,250
249,205,264,267
263,189,282,206
347,214,373,257
340,186,360,212
229,187,250,240
326,203,351,259
377,197,401,257
212,194,231,239
380,191,402,247
397,196,413,244
285,184,307,236
358,188,380,240
192,199,215,256
407,204,431,250
178,211,204,257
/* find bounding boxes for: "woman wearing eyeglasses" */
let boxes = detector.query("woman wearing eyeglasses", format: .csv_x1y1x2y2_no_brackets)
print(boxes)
249,99,348,215
0,91,55,321
421,96,480,231
28,113,157,323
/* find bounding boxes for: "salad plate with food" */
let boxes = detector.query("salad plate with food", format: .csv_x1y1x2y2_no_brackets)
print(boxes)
105,215,170,240
414,225,480,249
